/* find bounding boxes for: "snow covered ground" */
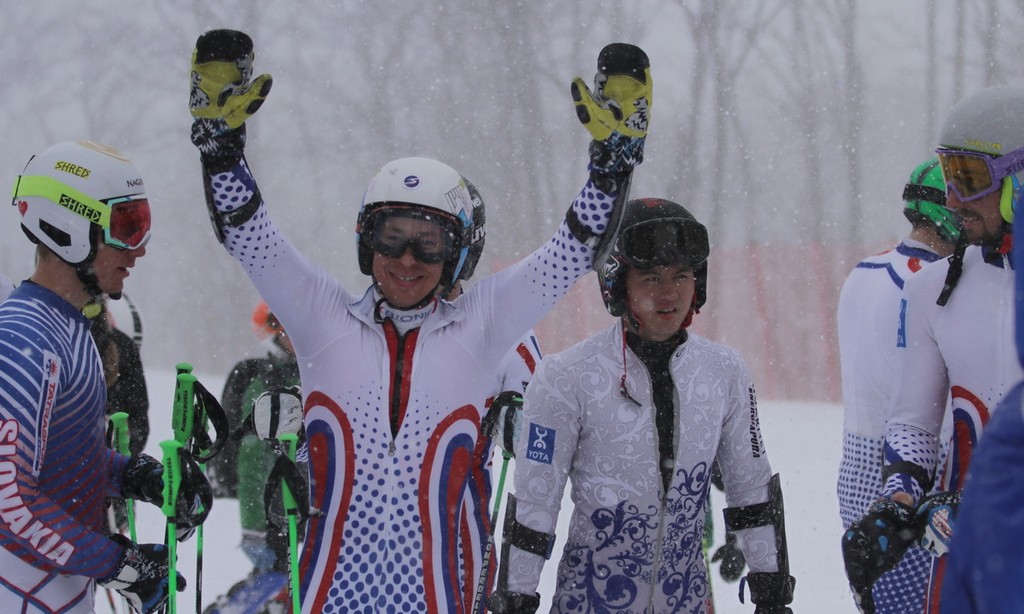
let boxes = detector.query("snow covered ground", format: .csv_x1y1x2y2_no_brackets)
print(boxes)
98,368,859,613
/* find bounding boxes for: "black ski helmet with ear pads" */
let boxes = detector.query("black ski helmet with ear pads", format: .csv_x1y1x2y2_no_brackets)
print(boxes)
598,198,709,318
355,157,473,296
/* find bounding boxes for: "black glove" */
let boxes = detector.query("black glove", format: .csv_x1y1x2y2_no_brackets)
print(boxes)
481,391,523,455
741,571,796,614
711,531,746,582
121,454,164,504
841,499,921,613
189,29,272,161
250,386,304,441
486,590,540,614
99,534,185,614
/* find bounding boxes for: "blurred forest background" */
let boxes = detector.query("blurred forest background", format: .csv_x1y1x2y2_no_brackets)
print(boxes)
0,1,1020,401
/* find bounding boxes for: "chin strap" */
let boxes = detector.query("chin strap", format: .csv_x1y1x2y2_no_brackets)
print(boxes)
937,237,967,306
74,265,104,300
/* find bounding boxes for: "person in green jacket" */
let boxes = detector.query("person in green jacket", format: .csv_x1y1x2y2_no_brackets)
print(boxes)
206,301,300,613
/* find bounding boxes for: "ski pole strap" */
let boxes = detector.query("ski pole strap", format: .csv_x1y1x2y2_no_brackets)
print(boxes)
190,381,230,463
264,455,310,532
171,366,230,463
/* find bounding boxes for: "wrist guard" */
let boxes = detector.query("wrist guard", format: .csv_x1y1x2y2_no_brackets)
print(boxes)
486,590,540,614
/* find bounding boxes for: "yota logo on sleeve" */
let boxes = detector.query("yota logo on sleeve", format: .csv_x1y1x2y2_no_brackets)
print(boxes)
526,423,555,464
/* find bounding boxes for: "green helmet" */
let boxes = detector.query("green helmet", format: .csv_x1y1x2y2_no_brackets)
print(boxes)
902,157,960,243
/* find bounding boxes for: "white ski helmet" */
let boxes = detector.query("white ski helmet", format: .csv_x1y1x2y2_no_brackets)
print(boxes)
12,140,148,265
937,85,1024,223
356,157,473,294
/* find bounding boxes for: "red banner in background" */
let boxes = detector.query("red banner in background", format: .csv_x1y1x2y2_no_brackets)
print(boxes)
508,243,870,403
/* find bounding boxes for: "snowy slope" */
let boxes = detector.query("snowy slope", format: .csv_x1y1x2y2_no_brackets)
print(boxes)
98,368,858,613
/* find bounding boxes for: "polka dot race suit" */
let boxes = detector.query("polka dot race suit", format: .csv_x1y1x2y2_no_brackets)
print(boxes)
203,156,612,614
883,244,1021,611
836,240,944,614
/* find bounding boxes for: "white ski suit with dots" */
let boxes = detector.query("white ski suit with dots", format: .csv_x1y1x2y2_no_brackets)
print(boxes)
203,155,610,614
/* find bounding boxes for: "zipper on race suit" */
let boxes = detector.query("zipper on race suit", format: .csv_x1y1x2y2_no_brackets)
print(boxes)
645,367,672,613
382,320,420,452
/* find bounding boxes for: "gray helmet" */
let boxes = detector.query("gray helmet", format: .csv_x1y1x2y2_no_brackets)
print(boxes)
938,85,1024,156
938,85,1024,223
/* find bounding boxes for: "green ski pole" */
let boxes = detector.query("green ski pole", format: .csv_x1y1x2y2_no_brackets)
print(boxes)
172,368,196,447
109,412,136,543
470,447,512,614
170,366,194,614
279,433,301,614
159,439,183,614
177,363,210,614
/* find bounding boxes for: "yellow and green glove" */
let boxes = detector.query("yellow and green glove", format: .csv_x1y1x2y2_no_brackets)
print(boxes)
571,43,652,179
189,29,272,160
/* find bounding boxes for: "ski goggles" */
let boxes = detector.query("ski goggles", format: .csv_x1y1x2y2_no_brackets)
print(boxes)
936,146,1024,203
367,207,459,264
101,195,152,250
620,217,709,269
12,174,151,250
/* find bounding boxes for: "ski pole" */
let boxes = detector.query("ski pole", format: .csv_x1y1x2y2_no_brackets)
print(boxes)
170,366,195,614
176,363,212,614
470,447,512,614
279,433,302,614
173,363,223,614
109,412,137,543
172,367,197,447
159,439,184,614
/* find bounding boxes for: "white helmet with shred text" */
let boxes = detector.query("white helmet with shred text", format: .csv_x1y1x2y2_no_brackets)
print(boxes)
12,140,150,265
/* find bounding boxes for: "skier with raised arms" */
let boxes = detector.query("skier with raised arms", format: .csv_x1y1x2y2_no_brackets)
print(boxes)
188,29,649,613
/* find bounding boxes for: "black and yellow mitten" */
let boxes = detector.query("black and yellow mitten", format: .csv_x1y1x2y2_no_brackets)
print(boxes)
189,29,272,161
570,43,652,178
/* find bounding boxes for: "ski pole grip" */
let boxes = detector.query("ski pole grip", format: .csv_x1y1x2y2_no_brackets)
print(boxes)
110,412,130,455
172,373,197,445
160,440,184,518
110,412,138,541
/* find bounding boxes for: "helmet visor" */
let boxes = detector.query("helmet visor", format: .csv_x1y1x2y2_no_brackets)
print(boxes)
103,196,151,250
937,146,1024,202
620,218,709,269
368,206,458,264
